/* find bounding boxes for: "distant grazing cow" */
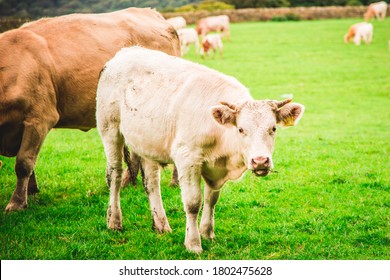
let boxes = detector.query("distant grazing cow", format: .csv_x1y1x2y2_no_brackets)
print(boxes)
344,22,373,46
0,8,181,212
177,28,200,56
167,16,186,30
200,34,223,58
364,1,388,21
196,15,230,40
96,47,305,253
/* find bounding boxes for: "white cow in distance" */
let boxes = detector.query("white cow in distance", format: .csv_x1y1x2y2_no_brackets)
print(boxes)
344,22,373,46
177,28,200,56
96,47,305,253
166,16,186,30
364,1,388,21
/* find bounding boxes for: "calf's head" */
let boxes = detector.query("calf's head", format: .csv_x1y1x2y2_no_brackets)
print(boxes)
211,98,304,177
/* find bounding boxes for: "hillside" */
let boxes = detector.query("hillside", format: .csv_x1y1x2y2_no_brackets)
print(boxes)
0,0,202,17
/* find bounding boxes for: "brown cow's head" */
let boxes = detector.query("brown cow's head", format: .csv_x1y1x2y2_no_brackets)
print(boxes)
364,9,374,22
211,98,304,176
196,20,204,35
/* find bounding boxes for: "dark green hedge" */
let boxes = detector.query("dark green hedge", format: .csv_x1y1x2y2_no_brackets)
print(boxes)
0,0,385,17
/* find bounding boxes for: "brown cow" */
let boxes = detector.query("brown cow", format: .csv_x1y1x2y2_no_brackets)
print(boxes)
0,8,181,212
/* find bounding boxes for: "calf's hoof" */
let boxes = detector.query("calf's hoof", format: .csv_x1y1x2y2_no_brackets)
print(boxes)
185,242,203,254
185,235,203,254
200,226,215,240
107,218,123,230
152,217,172,233
107,207,122,230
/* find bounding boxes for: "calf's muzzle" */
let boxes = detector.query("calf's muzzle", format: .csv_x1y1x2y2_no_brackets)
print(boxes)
251,156,271,177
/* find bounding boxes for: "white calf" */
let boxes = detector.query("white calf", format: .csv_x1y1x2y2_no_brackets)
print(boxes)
344,22,373,46
96,47,304,253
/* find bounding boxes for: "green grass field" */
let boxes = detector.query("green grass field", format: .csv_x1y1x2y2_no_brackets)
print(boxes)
1,18,389,260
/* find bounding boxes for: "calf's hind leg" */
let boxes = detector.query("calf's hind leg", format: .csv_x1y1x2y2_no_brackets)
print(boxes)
141,158,171,233
99,126,125,230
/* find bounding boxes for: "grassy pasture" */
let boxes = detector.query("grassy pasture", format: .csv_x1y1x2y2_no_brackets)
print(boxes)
1,18,389,260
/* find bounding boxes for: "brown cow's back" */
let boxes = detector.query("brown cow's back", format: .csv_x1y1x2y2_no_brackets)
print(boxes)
19,8,180,129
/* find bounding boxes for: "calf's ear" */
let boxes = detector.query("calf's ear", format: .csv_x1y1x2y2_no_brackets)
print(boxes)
211,102,237,126
276,103,305,127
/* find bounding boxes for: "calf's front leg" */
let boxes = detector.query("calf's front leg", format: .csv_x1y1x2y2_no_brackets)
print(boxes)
175,157,203,253
200,180,223,240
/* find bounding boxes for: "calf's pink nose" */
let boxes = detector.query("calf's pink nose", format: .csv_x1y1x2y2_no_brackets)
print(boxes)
251,156,270,169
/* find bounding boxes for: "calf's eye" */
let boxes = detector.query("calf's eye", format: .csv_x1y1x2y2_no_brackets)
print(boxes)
238,127,244,134
269,126,276,135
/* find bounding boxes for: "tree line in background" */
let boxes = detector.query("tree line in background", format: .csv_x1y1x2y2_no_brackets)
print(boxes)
0,0,382,17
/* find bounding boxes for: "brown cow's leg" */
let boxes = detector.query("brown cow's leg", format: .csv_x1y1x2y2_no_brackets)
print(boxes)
170,165,179,187
5,123,49,211
121,148,140,187
27,171,39,195
121,146,132,187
